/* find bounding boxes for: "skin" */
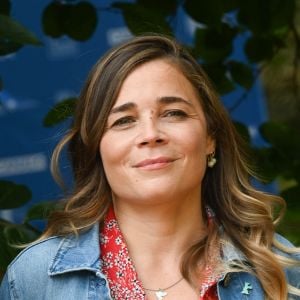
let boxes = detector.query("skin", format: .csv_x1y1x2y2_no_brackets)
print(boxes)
100,59,215,299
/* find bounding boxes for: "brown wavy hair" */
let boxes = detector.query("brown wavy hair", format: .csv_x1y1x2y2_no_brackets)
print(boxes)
44,34,300,299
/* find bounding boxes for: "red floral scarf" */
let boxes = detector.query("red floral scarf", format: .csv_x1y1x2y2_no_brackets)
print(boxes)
100,206,219,299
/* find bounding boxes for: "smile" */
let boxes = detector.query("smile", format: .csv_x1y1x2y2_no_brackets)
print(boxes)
133,157,176,170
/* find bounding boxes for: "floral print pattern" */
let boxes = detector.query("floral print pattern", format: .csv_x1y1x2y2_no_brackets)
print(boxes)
100,206,219,299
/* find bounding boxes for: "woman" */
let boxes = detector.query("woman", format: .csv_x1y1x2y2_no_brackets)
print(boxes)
1,35,300,300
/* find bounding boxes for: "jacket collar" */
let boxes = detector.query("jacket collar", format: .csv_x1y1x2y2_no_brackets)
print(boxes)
48,222,246,276
48,223,101,276
221,238,246,262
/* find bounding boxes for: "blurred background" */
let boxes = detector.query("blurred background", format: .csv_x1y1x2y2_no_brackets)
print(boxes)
1,0,300,276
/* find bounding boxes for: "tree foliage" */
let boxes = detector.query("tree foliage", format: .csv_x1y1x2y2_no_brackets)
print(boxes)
0,0,300,277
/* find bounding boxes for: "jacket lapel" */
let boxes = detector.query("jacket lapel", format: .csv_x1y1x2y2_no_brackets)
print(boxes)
48,223,101,276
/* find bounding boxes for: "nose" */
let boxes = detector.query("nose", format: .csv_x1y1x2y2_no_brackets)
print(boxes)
136,118,167,147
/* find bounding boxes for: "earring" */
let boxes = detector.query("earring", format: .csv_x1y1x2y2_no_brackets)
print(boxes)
207,151,217,168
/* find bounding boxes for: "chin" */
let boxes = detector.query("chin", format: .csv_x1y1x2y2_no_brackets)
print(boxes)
130,187,186,204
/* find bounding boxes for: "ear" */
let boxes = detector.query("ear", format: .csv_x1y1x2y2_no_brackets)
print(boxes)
206,136,216,155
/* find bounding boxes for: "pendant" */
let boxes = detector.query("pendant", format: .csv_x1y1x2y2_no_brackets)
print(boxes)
155,290,167,300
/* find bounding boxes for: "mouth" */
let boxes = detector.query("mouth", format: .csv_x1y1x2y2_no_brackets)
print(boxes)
133,157,176,170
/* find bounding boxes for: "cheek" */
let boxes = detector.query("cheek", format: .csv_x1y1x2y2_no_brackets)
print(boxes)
99,135,129,174
181,128,210,155
99,138,118,190
99,137,115,175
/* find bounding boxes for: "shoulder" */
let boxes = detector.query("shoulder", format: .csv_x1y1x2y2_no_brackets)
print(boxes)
19,234,61,254
0,236,63,299
2,223,101,284
274,233,297,247
273,233,300,292
0,225,106,299
273,233,300,259
7,223,100,275
8,236,62,280
10,235,62,271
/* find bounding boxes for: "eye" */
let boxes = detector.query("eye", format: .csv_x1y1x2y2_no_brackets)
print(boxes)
111,116,136,128
162,109,188,119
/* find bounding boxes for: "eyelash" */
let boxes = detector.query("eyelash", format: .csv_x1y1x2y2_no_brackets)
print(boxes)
110,109,188,128
111,116,136,128
162,109,188,119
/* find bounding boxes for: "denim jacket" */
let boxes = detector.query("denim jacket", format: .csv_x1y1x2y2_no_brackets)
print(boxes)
1,223,299,299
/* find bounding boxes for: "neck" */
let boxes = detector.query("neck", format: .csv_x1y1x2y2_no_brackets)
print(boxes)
113,193,207,282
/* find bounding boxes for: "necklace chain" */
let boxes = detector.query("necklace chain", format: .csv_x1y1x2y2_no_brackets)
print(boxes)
143,277,184,292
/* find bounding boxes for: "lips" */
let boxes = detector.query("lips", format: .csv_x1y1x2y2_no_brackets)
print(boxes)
133,157,176,169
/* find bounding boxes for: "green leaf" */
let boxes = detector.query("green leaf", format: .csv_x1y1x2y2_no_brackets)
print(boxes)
43,97,77,127
281,185,300,208
0,0,10,16
0,180,31,209
64,1,98,41
3,224,39,246
277,212,300,246
136,0,178,16
251,121,300,183
25,200,60,223
251,147,282,183
0,227,16,271
238,0,294,35
228,61,254,90
43,1,98,41
113,2,172,36
245,35,275,62
233,121,251,144
258,122,300,181
259,122,299,152
0,221,40,274
0,40,22,55
183,0,223,26
0,14,42,45
194,24,237,63
42,1,66,38
222,0,239,12
203,63,235,95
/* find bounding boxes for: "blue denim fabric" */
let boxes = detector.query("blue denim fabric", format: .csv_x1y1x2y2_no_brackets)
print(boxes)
1,223,299,299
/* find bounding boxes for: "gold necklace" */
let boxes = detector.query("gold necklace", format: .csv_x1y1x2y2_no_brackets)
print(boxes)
144,277,184,300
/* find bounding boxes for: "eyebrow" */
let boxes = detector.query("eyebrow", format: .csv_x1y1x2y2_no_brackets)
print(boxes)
109,96,193,114
158,96,193,107
110,102,137,114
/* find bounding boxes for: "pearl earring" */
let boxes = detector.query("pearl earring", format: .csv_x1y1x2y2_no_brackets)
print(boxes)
207,151,217,168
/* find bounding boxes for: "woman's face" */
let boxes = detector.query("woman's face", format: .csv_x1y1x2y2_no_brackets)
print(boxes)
100,59,215,205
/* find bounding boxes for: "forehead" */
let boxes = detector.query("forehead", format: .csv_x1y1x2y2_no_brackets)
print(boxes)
114,59,201,107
